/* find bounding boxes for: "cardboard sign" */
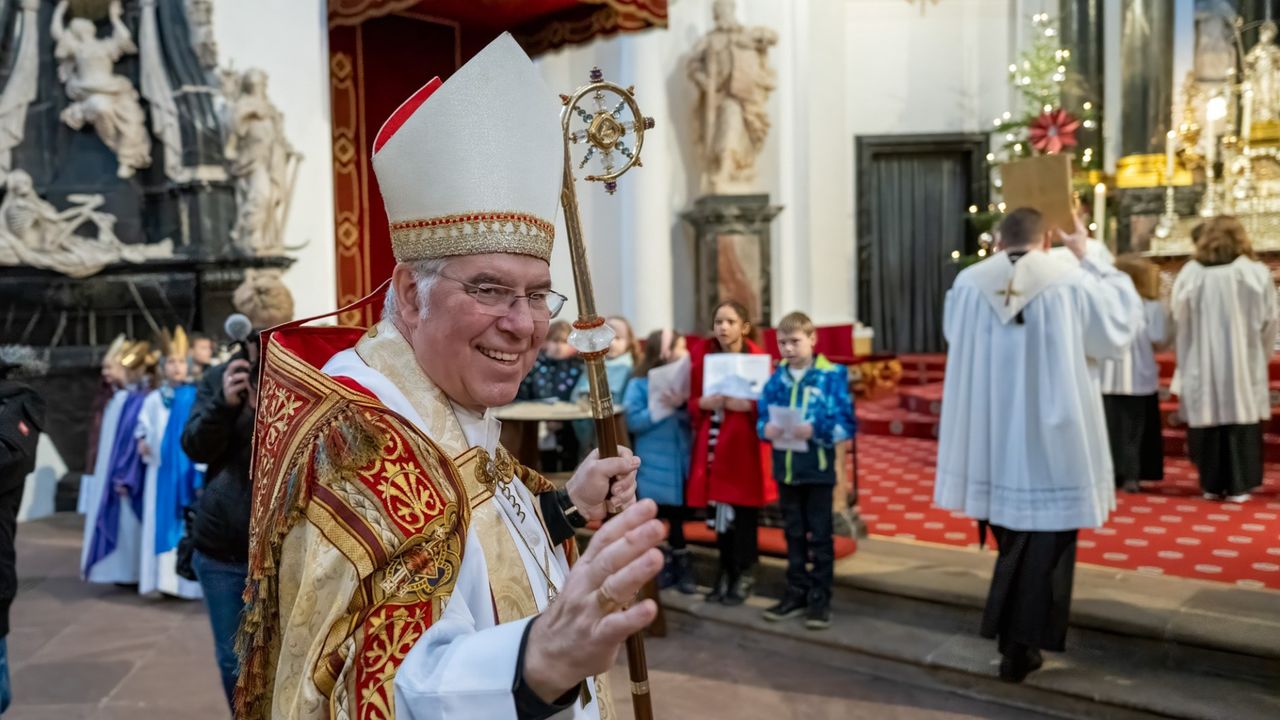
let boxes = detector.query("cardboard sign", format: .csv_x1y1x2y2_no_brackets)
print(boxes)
999,153,1075,234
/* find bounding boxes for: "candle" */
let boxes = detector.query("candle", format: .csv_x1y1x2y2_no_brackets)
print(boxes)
1243,87,1254,141
1093,183,1106,242
1165,130,1177,183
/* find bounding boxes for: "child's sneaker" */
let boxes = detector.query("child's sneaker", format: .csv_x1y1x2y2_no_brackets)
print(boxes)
762,591,807,622
804,599,831,630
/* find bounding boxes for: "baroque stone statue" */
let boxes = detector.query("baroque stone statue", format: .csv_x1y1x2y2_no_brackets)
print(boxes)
222,68,301,256
0,170,172,277
1245,21,1280,127
51,0,153,179
186,0,218,70
686,0,778,194
1194,0,1237,84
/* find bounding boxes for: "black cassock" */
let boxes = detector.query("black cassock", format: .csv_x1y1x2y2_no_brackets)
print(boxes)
1187,423,1264,497
980,525,1078,654
1102,393,1164,485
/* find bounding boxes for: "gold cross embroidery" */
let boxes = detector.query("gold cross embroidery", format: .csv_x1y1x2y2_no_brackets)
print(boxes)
995,276,1021,307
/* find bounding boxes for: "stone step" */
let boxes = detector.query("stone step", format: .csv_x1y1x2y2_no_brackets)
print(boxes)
668,539,1280,720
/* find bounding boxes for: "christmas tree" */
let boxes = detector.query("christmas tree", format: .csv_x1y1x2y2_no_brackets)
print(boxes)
959,13,1099,268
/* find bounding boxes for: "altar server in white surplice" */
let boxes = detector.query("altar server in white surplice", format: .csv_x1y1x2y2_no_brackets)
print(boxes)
935,208,1142,684
1171,216,1278,503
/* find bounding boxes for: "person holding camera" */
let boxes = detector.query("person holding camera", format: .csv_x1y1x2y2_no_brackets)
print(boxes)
181,274,292,708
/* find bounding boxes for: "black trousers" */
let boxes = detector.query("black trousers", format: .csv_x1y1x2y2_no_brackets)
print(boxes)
658,504,687,550
1187,423,1263,496
0,483,21,638
1102,394,1164,484
980,525,1078,654
716,505,759,577
778,483,835,603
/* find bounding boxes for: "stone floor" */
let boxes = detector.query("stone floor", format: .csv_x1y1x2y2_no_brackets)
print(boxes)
3,514,1056,719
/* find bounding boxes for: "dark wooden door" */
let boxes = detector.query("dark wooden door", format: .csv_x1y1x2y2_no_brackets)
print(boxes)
856,134,988,353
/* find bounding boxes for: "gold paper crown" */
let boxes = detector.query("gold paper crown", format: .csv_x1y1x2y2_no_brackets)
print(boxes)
160,326,190,358
120,340,159,370
103,334,129,365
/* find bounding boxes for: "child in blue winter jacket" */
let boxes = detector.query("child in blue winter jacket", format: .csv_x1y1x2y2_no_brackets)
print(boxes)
622,329,696,593
758,312,856,630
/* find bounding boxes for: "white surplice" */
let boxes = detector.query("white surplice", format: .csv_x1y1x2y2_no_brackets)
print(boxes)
1171,256,1279,428
321,346,602,720
1049,237,1115,268
135,388,202,599
1100,299,1170,396
935,249,1142,531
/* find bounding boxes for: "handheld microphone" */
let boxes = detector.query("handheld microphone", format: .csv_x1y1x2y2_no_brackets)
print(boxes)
224,313,252,344
223,313,254,403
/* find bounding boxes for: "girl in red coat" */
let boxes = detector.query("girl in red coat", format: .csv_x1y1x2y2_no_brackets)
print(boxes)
688,300,775,605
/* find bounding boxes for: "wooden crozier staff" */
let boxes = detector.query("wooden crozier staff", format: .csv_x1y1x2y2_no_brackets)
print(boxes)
559,67,656,720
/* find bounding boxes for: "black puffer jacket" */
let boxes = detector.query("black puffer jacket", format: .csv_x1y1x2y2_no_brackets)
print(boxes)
181,362,254,564
0,382,43,637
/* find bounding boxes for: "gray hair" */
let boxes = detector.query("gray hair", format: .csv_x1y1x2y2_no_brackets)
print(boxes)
382,258,450,324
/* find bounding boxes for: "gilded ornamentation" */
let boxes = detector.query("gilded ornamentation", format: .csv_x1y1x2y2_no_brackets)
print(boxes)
389,211,554,263
379,515,459,598
333,479,402,552
379,458,446,531
261,381,304,452
356,605,431,720
473,445,516,492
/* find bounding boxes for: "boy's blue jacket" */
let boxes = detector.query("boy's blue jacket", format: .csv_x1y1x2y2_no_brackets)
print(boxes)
757,355,856,486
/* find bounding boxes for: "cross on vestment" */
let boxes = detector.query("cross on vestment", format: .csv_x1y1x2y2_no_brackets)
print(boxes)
995,276,1021,307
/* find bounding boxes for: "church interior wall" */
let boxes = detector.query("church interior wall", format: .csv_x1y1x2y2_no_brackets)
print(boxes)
844,0,1015,322
535,0,1028,336
215,0,337,321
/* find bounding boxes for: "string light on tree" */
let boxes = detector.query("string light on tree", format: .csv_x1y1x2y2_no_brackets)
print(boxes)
958,12,1102,269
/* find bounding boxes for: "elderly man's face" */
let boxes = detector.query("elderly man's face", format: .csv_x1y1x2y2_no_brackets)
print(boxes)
398,253,550,412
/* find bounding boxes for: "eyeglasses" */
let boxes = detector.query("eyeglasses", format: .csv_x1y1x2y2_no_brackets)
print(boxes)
438,274,567,320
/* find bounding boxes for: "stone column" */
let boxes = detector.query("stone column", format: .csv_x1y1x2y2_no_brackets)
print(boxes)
1060,0,1105,169
1117,0,1177,188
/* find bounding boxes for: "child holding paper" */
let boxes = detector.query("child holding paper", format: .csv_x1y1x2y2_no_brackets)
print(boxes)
758,311,856,630
688,300,774,605
623,329,695,593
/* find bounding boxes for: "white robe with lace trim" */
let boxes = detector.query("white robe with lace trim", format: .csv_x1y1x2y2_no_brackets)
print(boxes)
935,250,1143,531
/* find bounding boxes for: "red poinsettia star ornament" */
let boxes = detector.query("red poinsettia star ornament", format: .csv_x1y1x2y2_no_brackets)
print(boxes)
1028,108,1081,154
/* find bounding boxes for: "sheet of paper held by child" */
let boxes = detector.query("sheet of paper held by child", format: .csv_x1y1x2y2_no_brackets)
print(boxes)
703,353,772,400
768,405,810,452
647,354,691,423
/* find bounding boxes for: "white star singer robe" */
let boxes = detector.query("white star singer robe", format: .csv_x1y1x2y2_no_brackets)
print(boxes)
1170,256,1279,428
935,249,1143,532
80,389,126,572
135,388,202,599
322,331,605,720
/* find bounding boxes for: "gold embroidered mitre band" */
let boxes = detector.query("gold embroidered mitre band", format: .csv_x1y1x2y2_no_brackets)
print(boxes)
371,33,562,264
389,212,556,263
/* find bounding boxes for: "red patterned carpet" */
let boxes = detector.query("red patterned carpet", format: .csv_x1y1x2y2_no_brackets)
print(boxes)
855,433,1280,590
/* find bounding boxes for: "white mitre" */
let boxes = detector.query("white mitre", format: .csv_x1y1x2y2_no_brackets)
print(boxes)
371,33,563,263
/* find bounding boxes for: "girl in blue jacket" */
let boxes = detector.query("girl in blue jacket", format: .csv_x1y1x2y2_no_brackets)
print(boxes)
623,329,695,593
